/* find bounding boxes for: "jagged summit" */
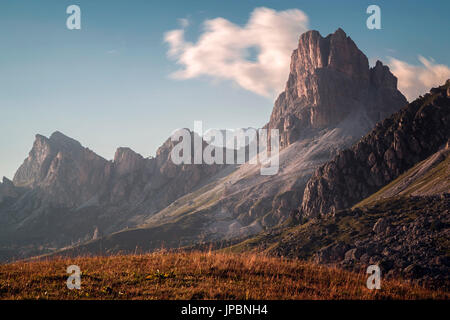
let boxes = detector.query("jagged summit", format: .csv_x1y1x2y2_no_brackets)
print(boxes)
114,147,144,162
268,28,407,148
12,132,110,205
2,176,13,185
114,147,146,176
49,131,82,148
333,27,346,36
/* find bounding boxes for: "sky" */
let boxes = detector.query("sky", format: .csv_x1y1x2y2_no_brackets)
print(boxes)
1,0,449,179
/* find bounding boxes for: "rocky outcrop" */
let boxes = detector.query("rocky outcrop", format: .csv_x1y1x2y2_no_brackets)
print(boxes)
267,28,407,148
323,196,450,287
0,177,22,202
301,80,450,217
114,147,147,177
253,195,449,286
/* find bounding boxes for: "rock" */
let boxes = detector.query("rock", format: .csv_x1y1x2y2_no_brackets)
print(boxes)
434,255,450,267
269,195,450,286
92,227,101,240
0,177,22,202
359,253,370,264
379,258,394,271
373,218,389,234
267,29,406,149
344,248,363,261
315,242,350,263
113,147,146,177
404,264,425,278
369,256,381,265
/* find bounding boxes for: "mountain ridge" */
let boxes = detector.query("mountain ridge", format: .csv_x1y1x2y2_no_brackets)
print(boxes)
301,80,450,218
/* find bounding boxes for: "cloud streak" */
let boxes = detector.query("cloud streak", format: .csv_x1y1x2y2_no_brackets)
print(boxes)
164,7,309,98
388,56,450,101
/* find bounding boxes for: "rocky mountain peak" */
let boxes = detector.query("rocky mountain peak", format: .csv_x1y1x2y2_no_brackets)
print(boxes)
370,60,397,89
13,134,56,187
2,176,14,187
291,28,369,97
0,176,20,202
49,131,83,150
114,147,146,176
12,132,111,206
114,147,143,163
333,27,346,37
268,28,407,148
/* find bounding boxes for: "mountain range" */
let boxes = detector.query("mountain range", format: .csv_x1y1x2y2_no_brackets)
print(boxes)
0,28,448,286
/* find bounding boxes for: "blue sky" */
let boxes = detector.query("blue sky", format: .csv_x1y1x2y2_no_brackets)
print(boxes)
1,0,449,179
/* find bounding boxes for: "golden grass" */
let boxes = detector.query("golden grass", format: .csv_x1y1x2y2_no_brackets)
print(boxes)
0,251,447,300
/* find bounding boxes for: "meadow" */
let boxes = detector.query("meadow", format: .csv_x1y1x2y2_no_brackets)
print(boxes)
1,251,448,300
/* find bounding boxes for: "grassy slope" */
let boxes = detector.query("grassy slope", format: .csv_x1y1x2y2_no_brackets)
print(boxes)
355,150,449,208
0,251,447,300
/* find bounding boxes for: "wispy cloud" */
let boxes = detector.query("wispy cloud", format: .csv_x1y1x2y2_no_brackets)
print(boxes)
164,7,309,98
388,56,450,101
178,18,190,28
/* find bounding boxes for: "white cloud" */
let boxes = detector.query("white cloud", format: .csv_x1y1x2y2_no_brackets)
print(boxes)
164,7,309,98
388,56,450,101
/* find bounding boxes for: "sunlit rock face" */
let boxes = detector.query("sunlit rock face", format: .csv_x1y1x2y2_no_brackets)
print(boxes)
13,131,112,207
267,28,407,149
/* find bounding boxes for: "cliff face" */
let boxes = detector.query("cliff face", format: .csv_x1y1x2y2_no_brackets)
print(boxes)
0,177,22,203
267,29,407,148
13,132,112,207
301,80,450,217
8,130,227,208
